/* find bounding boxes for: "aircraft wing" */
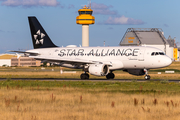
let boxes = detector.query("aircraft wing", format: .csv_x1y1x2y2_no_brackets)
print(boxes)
31,56,112,65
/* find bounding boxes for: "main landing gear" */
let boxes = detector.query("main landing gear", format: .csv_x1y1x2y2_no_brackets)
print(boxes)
80,72,115,79
106,71,115,79
80,72,89,79
144,69,150,80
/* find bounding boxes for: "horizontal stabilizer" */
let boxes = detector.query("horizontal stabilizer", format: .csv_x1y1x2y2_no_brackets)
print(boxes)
9,50,39,55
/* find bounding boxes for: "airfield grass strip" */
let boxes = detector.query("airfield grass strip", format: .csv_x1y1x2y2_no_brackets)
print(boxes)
1,80,180,94
1,63,180,119
1,80,180,119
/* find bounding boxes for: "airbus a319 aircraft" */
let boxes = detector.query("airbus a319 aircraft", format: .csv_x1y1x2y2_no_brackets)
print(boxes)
12,17,172,80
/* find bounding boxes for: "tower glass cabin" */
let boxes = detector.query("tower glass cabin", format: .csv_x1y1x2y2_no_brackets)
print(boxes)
76,6,95,25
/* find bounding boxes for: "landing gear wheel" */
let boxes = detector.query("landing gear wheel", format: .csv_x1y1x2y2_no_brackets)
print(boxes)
145,75,150,80
144,69,150,80
80,73,89,79
106,74,110,79
106,73,115,79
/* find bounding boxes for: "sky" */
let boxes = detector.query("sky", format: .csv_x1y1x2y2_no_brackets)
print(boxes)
0,0,180,53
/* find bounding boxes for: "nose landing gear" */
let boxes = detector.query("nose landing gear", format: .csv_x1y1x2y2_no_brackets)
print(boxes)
144,69,151,80
145,75,150,80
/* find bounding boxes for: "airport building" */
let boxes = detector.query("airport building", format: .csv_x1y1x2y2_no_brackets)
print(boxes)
11,57,41,67
119,28,178,61
0,54,41,67
0,54,15,66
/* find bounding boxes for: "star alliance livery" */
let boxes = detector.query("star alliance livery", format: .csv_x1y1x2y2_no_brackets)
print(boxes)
12,17,172,80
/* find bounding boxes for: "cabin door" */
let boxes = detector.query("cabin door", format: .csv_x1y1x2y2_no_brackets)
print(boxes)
138,49,145,61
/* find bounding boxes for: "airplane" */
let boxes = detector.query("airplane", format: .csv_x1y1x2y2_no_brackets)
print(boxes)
11,17,172,80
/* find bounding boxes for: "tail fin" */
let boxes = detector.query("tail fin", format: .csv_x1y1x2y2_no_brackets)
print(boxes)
28,16,57,49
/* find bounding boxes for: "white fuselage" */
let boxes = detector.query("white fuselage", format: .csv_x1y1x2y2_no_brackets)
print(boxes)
27,46,172,70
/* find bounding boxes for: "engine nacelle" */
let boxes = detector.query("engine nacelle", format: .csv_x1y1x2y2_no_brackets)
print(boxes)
124,69,145,76
88,64,109,76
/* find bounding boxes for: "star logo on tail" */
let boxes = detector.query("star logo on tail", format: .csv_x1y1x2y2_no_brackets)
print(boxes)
34,30,45,45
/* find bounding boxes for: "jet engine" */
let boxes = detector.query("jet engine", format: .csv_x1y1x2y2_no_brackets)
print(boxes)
123,69,145,76
88,64,109,76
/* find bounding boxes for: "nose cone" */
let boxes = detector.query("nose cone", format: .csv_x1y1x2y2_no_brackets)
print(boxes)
164,56,172,67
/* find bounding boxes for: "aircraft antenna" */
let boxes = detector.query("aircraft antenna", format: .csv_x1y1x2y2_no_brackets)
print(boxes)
88,0,91,9
90,0,91,9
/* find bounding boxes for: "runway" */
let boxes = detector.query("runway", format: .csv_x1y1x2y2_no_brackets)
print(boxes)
0,78,180,83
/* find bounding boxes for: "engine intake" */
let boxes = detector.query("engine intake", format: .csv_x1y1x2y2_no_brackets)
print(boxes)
88,64,109,76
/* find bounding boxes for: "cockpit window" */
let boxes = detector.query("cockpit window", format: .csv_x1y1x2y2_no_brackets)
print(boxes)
151,52,165,56
151,52,155,55
159,52,165,55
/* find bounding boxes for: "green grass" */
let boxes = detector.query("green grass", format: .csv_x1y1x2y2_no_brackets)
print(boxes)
2,66,179,73
1,80,180,95
150,69,180,73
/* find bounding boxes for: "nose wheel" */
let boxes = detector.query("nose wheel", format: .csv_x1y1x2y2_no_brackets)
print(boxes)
80,73,89,79
145,75,150,80
144,69,150,80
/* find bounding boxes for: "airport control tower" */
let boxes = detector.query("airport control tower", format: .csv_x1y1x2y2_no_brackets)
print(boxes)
76,5,95,47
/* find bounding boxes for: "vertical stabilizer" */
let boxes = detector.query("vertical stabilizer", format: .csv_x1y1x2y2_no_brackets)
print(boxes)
28,17,57,49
